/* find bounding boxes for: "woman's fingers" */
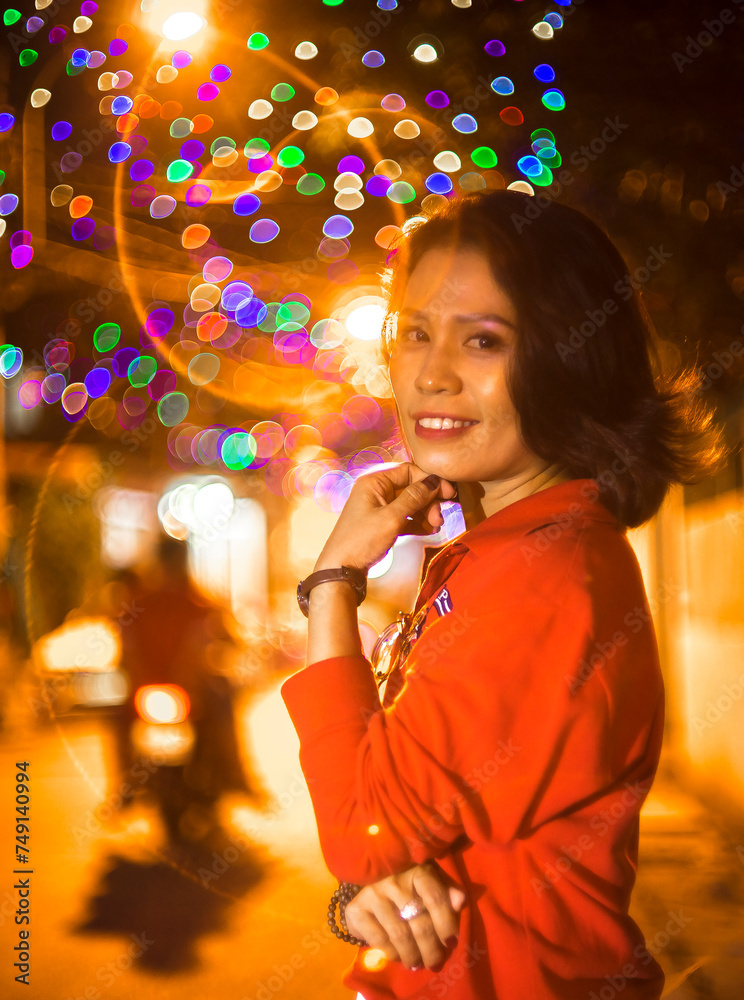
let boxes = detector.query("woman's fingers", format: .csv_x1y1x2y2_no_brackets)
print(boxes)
365,462,457,506
400,510,442,536
368,894,453,972
344,904,402,965
365,887,451,971
399,909,448,971
400,500,446,535
412,864,465,951
343,865,467,974
345,893,422,969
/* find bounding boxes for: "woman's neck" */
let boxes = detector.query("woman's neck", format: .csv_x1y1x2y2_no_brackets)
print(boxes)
457,464,571,531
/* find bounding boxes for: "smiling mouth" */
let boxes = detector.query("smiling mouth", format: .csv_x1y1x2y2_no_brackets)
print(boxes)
415,417,479,430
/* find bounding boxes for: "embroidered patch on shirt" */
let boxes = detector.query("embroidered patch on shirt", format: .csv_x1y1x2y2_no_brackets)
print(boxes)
433,584,454,617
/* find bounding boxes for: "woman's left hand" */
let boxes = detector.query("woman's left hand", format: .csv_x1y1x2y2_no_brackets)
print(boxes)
343,861,467,972
314,463,458,573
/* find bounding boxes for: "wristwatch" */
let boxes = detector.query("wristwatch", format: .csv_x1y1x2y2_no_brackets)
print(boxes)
297,566,368,617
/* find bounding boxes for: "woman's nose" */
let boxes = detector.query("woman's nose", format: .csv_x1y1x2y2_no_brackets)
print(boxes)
413,348,462,393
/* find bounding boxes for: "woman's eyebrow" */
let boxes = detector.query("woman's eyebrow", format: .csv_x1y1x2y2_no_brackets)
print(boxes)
399,308,515,329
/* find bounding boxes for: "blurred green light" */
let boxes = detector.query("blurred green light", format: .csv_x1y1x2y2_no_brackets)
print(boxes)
271,83,295,102
128,356,157,387
277,145,304,168
296,173,325,195
471,146,498,169
93,323,121,353
247,32,269,50
167,159,194,182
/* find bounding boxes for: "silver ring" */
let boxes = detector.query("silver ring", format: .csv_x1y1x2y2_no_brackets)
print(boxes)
399,899,428,921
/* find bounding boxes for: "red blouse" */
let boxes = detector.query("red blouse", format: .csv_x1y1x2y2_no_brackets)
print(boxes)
281,478,666,1000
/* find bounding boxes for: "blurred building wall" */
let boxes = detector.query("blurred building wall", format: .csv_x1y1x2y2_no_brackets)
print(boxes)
677,489,744,817
636,481,744,824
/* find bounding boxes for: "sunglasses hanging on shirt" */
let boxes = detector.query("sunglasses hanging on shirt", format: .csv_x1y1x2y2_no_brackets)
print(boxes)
369,604,429,701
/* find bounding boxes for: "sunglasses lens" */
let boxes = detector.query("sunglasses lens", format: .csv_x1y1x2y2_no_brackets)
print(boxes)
371,616,408,680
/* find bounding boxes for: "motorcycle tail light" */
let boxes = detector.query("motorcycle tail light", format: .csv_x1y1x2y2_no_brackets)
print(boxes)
131,720,195,765
135,684,190,724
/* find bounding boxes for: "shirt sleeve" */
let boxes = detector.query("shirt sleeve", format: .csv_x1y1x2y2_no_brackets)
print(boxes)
280,542,658,886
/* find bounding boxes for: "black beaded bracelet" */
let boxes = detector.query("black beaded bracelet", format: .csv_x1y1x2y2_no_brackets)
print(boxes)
328,882,368,947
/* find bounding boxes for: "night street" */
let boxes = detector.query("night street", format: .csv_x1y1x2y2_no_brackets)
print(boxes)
1,678,743,999
2,0,744,997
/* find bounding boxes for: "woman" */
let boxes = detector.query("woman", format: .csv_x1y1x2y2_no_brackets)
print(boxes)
281,189,725,999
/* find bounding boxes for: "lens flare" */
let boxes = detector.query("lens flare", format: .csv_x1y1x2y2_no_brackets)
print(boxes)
162,12,205,40
135,684,191,724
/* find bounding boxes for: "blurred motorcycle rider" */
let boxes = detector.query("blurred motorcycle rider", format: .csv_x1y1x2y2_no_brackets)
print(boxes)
114,535,259,814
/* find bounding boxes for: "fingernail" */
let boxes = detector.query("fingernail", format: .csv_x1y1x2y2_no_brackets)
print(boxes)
445,935,458,948
422,473,440,489
411,965,421,972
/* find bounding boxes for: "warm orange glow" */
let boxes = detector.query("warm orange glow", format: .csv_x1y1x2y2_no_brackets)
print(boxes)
361,948,388,972
131,720,196,763
135,684,190,724
36,618,120,673
314,87,340,106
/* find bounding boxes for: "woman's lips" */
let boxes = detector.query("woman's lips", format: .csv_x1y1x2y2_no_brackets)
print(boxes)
414,421,479,440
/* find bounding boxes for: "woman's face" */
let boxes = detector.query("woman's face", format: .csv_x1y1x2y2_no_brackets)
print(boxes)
389,247,541,485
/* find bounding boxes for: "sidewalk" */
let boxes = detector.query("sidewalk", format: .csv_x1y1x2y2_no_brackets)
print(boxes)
632,763,744,998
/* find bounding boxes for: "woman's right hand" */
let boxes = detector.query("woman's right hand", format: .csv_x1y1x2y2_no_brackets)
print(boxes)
343,861,467,972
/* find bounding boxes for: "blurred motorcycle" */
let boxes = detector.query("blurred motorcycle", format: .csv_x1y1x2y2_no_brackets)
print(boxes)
128,672,249,842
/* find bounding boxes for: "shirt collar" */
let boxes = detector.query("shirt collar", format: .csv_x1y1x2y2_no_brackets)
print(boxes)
431,477,620,561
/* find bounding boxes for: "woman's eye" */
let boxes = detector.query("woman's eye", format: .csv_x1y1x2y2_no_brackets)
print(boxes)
398,327,426,343
396,329,504,350
467,333,504,350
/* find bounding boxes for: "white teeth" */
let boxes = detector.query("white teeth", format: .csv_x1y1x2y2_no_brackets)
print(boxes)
417,417,477,429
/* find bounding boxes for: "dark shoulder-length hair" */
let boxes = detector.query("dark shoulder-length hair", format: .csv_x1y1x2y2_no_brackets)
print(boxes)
378,189,729,529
